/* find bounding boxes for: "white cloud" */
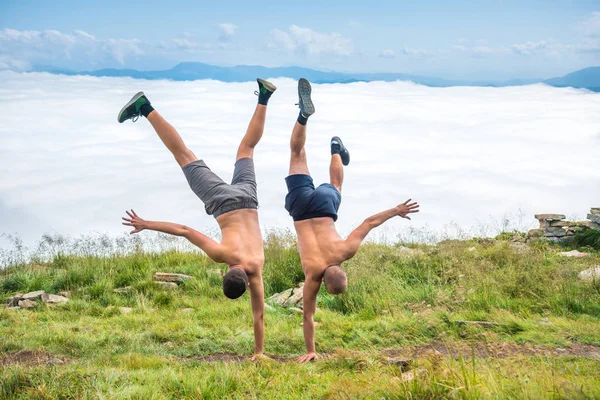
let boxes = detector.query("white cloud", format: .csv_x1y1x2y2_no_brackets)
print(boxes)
502,13,600,58
267,25,353,56
1,72,599,249
378,47,430,59
508,39,600,57
0,28,144,69
102,38,144,64
400,46,430,57
579,11,600,37
0,55,30,71
452,38,571,59
510,40,549,56
218,23,238,42
0,28,249,70
452,41,502,58
378,49,396,59
572,40,600,53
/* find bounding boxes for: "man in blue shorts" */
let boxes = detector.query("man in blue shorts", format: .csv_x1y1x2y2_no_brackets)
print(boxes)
285,79,420,363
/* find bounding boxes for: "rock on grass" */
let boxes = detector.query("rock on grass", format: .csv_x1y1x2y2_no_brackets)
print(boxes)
153,273,191,283
579,266,600,282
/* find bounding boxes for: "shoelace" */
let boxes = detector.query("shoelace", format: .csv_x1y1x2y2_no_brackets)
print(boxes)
254,90,259,96
131,115,139,122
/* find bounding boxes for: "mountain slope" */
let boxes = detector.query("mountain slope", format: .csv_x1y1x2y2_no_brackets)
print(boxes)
544,66,600,91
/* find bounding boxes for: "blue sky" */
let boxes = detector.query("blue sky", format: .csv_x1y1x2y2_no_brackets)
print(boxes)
1,0,599,80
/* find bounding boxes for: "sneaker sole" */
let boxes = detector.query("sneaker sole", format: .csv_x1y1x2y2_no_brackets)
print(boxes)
298,78,315,116
257,78,277,92
117,91,145,123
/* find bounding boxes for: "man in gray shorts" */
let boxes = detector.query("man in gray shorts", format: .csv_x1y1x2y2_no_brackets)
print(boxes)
117,78,276,360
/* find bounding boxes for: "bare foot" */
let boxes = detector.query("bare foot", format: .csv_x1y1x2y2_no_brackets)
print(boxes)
295,352,318,363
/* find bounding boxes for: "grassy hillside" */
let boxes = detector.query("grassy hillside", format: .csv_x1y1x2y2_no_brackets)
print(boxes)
1,232,599,399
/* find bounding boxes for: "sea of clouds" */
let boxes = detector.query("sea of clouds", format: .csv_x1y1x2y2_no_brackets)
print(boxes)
1,71,599,253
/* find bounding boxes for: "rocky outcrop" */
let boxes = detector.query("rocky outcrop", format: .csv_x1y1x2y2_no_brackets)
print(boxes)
527,208,599,243
20,290,45,300
17,299,38,309
41,294,69,304
267,283,305,309
6,291,69,309
587,212,600,225
7,294,23,307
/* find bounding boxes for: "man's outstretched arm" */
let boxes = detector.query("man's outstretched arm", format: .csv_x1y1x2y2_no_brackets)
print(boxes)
121,210,226,263
296,278,322,363
342,199,419,260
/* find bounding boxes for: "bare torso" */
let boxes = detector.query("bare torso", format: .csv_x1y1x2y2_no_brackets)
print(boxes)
294,217,345,281
216,208,264,276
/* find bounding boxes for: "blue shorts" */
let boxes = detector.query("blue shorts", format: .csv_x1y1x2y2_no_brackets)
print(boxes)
284,174,341,222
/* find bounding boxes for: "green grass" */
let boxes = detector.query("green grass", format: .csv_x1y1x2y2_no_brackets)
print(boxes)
575,229,600,250
1,233,600,399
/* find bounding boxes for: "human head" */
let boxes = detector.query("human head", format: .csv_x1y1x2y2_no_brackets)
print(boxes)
222,267,248,299
323,265,347,294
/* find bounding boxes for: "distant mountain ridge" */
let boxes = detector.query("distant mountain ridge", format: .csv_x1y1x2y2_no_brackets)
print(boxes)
543,67,600,92
33,63,600,91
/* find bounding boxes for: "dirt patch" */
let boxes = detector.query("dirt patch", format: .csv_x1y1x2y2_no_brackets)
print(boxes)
0,350,66,367
383,341,600,361
182,341,600,364
186,353,292,363
191,353,247,363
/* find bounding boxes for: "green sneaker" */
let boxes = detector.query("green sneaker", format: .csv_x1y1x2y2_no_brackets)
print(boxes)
117,92,150,123
255,78,276,105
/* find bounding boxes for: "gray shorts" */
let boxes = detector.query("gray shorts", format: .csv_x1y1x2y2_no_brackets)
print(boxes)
182,157,258,218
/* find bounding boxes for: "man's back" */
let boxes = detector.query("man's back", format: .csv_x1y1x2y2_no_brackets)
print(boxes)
294,217,344,278
217,208,264,275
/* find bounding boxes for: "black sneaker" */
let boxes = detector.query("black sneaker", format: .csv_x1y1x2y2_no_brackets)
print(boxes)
117,92,150,123
255,78,276,105
297,78,315,117
255,78,277,95
331,136,350,166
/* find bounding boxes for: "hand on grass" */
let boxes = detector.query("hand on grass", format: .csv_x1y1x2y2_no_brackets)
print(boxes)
395,199,420,220
121,209,147,234
296,352,318,363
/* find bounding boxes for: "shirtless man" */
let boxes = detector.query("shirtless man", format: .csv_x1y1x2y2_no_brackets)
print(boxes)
285,79,420,363
117,78,277,360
